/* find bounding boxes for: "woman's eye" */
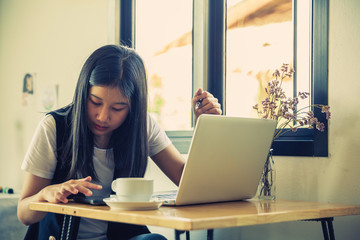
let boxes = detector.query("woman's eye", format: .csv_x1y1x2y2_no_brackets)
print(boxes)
90,99,101,106
113,108,124,112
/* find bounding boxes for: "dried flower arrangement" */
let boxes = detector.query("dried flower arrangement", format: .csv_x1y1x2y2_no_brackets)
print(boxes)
253,63,331,140
253,63,331,200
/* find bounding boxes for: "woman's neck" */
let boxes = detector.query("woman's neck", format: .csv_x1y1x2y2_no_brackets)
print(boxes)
94,135,110,149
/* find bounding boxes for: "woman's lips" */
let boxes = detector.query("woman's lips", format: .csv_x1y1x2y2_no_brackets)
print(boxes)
94,124,108,131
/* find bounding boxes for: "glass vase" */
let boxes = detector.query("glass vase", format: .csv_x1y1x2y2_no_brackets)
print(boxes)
257,149,276,200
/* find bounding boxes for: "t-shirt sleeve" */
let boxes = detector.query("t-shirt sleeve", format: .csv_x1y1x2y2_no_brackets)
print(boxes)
21,114,57,179
147,113,172,157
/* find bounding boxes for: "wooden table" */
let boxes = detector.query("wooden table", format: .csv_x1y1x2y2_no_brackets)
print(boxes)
30,199,360,240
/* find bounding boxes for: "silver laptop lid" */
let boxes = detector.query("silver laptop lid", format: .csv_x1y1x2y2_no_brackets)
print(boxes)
175,114,277,205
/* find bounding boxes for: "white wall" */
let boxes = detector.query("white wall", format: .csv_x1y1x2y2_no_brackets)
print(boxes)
0,0,111,191
0,0,359,240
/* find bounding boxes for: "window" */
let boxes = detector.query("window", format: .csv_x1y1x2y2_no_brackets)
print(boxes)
119,0,329,156
226,0,296,117
135,0,193,131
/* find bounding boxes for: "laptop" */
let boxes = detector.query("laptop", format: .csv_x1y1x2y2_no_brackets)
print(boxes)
153,114,277,206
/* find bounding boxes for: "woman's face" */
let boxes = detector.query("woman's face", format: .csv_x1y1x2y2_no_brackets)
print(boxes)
87,85,130,146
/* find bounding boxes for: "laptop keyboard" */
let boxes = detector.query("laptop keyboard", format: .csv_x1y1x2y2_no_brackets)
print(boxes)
152,190,177,205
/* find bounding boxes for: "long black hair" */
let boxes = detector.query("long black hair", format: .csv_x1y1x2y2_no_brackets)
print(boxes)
57,45,148,180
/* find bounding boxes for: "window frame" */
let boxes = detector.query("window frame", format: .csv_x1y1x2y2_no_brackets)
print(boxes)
271,0,329,157
119,0,329,157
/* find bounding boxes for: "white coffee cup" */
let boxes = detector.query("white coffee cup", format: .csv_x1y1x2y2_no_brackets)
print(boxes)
111,178,154,202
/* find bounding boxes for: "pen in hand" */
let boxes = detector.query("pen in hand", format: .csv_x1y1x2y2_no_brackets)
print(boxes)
196,98,204,109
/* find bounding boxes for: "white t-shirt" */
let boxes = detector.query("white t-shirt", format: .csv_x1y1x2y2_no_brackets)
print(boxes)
21,113,171,240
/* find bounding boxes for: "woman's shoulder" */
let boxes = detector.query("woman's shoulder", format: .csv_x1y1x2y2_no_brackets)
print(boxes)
32,114,57,140
47,106,71,120
147,113,162,132
45,106,72,129
147,113,171,156
41,114,56,129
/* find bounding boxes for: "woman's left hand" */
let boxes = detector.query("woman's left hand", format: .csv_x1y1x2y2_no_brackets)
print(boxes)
192,88,222,124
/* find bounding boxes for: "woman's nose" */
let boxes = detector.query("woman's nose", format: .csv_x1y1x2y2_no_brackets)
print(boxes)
97,107,110,122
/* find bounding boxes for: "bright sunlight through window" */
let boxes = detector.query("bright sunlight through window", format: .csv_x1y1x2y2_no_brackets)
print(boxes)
135,0,193,131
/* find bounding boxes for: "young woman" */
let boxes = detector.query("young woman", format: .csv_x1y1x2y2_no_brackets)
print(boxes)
17,44,221,240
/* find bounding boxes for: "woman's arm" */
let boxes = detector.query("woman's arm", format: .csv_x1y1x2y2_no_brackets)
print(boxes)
17,173,102,225
17,173,51,225
151,144,185,186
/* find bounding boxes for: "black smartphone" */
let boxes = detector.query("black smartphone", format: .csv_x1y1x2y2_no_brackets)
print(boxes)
72,195,106,206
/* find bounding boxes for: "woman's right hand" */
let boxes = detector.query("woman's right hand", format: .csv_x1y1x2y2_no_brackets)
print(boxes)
18,174,102,225
39,176,102,203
